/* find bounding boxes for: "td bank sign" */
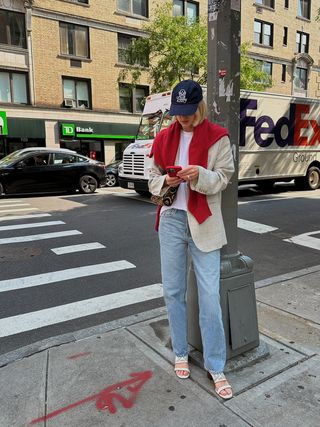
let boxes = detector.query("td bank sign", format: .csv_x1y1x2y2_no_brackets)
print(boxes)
0,111,8,136
61,123,94,137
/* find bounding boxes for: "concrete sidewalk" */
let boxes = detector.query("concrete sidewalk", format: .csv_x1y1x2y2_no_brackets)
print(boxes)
0,266,319,427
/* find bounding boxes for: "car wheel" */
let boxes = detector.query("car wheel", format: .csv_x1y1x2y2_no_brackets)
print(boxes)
79,175,98,194
105,173,117,187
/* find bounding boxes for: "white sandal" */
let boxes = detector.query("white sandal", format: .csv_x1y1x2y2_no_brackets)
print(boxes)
207,371,233,400
174,355,190,379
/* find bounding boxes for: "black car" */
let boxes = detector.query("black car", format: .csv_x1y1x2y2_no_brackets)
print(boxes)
104,160,122,187
0,148,106,196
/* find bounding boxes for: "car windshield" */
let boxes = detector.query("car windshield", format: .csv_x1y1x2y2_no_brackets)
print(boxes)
0,149,32,165
136,110,173,140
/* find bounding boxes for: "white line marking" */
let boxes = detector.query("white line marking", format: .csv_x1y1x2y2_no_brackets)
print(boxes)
0,221,65,232
0,208,39,213
51,242,106,255
0,260,136,292
238,218,278,234
0,283,162,338
284,231,320,251
0,230,82,245
0,213,51,222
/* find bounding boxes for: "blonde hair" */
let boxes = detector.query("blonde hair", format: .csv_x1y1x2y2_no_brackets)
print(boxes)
192,100,207,127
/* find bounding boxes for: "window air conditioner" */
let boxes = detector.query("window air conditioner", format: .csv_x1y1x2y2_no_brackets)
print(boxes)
64,98,76,108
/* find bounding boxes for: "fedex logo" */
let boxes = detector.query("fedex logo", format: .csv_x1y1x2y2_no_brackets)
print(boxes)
240,99,320,147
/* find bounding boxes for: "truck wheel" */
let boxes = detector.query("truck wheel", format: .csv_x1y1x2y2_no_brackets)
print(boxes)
79,175,97,193
296,166,320,190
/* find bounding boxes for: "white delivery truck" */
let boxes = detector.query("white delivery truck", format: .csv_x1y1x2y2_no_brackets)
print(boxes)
118,90,320,194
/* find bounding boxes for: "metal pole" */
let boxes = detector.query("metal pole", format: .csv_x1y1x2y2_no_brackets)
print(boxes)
187,0,260,360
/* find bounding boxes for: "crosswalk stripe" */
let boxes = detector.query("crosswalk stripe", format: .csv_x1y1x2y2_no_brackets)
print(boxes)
0,283,162,338
0,213,51,222
51,242,106,255
0,260,136,292
0,221,65,232
284,231,320,251
0,208,39,213
238,218,278,234
0,230,82,244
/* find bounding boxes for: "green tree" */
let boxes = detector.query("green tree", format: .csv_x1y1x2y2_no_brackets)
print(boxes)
119,4,271,92
118,3,207,92
240,43,272,91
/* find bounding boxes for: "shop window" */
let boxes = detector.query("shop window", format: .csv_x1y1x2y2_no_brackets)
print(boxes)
297,0,310,19
119,84,149,113
59,22,89,58
0,71,28,104
62,78,91,109
0,9,26,48
294,66,308,91
296,31,309,54
173,0,199,21
254,20,273,47
255,0,274,8
118,34,148,66
117,0,148,18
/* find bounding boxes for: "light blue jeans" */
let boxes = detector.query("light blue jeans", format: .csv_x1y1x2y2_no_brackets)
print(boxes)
159,208,226,373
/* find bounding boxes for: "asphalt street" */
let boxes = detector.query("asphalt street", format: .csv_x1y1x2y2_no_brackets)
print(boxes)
0,184,319,357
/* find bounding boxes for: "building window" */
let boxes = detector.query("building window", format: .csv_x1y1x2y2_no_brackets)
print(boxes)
117,0,148,18
283,27,288,45
294,67,308,90
254,20,273,47
62,78,91,109
255,0,274,8
0,71,28,104
75,0,89,3
117,34,148,66
297,0,310,19
0,9,26,48
281,64,286,82
173,1,199,21
284,0,289,8
256,60,273,76
59,23,89,58
296,31,309,53
119,84,149,113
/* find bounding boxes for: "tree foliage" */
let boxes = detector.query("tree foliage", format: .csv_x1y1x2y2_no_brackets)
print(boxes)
119,3,271,92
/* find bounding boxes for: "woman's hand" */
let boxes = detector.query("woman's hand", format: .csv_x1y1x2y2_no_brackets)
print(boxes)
177,165,199,182
165,175,183,187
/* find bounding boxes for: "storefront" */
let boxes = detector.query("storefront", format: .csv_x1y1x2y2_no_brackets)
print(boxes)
0,111,45,158
59,121,138,164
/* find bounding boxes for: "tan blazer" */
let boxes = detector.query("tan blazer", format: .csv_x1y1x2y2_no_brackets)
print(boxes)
148,135,235,252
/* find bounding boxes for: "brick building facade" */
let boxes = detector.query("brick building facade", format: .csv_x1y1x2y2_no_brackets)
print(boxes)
0,0,319,160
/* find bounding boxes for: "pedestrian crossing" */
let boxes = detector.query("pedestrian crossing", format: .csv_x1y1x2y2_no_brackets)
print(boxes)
0,198,163,341
0,195,319,346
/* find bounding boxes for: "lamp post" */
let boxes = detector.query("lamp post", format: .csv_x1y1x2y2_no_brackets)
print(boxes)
187,0,260,360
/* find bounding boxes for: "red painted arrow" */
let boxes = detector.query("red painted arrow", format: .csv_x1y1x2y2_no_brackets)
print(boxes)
29,370,153,425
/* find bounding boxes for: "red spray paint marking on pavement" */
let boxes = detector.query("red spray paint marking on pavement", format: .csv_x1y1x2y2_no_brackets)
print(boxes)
67,352,92,360
29,370,153,425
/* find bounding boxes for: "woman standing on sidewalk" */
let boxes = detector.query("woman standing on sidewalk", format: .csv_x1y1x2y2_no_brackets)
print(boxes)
148,80,234,399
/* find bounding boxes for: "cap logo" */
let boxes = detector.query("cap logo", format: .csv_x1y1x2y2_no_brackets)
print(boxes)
176,89,187,104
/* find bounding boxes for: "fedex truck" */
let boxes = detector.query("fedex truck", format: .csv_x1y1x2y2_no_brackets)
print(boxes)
118,90,320,194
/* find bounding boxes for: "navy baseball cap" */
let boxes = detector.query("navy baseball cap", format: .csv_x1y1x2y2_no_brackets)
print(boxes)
169,80,203,116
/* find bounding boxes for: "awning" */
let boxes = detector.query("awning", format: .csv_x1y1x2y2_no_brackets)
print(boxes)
7,118,46,138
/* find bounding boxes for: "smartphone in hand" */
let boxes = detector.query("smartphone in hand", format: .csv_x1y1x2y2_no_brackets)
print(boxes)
166,166,182,177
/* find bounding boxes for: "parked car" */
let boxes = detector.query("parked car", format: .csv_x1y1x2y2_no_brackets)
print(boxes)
0,148,106,196
104,160,122,187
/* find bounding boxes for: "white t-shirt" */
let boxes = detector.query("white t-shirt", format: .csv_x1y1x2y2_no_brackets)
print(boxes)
161,130,193,213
